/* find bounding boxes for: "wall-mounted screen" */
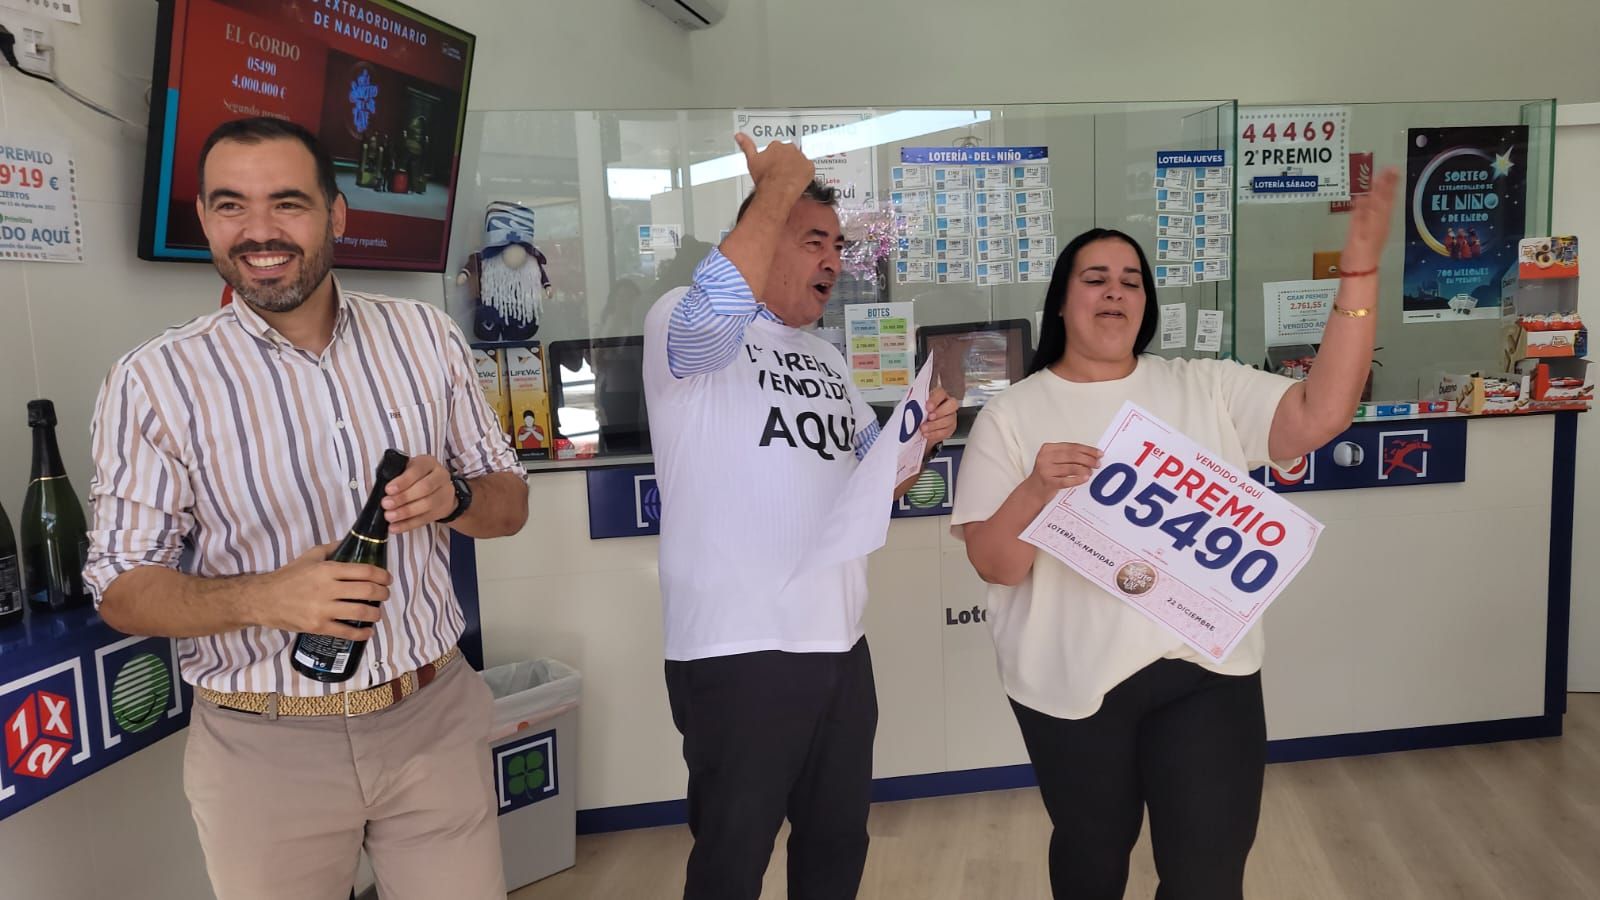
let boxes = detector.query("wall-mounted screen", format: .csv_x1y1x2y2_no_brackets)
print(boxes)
138,0,475,271
917,319,1034,428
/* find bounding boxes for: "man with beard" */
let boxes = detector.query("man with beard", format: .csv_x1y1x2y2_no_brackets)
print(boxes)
84,117,527,900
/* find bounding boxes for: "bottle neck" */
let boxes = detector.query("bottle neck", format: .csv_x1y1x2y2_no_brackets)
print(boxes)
348,475,399,543
30,425,66,481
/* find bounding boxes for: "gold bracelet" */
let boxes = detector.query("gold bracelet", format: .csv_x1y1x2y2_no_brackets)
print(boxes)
1332,306,1371,318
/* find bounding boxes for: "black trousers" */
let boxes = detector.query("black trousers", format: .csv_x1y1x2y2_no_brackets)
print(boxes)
665,637,878,900
1011,659,1267,900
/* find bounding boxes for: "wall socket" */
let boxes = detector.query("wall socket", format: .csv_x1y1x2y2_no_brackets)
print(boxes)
0,11,53,77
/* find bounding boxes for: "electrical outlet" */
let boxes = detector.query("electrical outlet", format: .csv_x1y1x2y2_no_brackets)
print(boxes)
0,1,82,25
0,11,52,77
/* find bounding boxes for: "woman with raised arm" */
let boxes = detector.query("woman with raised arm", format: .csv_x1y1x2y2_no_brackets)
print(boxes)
953,171,1399,900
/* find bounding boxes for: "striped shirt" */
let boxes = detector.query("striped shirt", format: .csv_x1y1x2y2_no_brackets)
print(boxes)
85,281,524,695
667,248,881,459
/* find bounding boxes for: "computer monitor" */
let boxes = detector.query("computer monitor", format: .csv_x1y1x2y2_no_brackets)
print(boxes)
915,319,1034,429
545,336,651,457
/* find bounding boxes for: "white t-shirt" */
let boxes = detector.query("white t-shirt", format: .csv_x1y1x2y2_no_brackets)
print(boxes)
644,288,877,661
951,356,1296,719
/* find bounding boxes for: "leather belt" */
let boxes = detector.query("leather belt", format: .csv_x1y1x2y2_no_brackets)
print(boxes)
197,647,460,718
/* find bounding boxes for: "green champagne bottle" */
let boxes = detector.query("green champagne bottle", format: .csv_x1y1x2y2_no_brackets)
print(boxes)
290,449,409,683
21,399,90,613
374,136,388,193
0,501,23,628
357,134,376,188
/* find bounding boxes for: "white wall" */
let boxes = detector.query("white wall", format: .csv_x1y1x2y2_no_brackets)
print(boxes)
0,733,211,900
687,0,1600,110
1555,112,1600,690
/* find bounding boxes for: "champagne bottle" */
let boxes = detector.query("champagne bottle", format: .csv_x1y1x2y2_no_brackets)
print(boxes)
21,399,90,613
374,136,388,193
356,135,374,188
0,501,23,628
387,134,406,194
290,449,409,683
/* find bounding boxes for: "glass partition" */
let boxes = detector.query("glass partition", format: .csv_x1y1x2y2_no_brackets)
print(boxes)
446,101,1239,469
1232,99,1557,400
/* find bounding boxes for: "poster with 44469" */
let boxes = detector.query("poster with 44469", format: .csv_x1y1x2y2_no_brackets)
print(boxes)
1021,402,1323,661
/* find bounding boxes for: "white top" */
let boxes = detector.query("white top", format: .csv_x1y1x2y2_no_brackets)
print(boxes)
951,356,1296,719
644,282,878,661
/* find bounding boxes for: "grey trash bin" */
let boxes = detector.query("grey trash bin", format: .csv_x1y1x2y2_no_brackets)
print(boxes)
483,658,582,891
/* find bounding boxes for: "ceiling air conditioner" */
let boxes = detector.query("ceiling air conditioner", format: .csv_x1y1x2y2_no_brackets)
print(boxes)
638,0,729,29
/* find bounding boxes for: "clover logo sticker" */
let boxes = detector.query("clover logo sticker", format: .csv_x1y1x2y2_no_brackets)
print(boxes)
495,729,559,815
507,747,546,798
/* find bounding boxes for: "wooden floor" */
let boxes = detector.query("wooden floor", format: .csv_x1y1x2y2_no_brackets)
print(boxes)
513,694,1600,899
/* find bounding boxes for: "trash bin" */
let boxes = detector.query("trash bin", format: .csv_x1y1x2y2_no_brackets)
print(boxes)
484,658,582,891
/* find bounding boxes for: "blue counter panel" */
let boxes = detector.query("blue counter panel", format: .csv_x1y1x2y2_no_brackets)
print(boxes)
587,447,967,539
0,608,191,822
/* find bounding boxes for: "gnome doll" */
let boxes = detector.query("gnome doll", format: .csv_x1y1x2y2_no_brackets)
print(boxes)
456,202,553,341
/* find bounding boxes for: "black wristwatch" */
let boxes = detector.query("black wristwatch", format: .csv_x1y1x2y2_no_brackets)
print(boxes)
438,473,473,524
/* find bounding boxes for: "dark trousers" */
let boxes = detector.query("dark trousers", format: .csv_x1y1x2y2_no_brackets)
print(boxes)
1011,659,1267,900
665,638,878,900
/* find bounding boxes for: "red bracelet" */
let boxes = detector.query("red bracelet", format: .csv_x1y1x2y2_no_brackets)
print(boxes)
1339,266,1378,278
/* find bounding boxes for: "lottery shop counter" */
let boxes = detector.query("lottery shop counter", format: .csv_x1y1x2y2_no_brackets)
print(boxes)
478,409,1573,832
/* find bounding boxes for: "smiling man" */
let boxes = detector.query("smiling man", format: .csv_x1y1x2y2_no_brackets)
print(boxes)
85,117,527,900
643,136,957,900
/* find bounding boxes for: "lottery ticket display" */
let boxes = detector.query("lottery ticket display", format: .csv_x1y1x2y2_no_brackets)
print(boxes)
893,147,1056,288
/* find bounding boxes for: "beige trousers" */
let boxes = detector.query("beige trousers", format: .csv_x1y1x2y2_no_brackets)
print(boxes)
184,656,506,900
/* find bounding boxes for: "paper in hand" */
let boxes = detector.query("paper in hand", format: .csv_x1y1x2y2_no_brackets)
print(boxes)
784,355,935,581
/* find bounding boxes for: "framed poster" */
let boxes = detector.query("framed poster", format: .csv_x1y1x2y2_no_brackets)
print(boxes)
1402,126,1528,324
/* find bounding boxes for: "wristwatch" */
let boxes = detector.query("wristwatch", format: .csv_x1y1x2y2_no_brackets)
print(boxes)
438,473,473,524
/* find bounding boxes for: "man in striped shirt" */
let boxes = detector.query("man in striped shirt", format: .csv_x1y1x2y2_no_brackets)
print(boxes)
644,136,957,899
86,117,527,900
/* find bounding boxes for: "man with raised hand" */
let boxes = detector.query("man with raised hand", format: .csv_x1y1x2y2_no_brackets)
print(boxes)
643,134,957,899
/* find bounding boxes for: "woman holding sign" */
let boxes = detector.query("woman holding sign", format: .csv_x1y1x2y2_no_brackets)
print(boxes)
953,170,1399,900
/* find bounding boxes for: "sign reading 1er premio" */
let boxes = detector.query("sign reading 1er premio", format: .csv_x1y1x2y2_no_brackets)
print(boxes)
0,136,82,263
845,302,915,403
1238,106,1350,204
1021,402,1323,661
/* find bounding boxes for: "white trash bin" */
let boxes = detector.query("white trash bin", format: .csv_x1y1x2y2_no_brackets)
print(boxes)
483,659,582,891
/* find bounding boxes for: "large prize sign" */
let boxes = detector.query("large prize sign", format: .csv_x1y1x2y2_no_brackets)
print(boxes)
1022,403,1323,661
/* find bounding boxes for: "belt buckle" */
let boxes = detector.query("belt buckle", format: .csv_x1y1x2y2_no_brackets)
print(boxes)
343,689,356,718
